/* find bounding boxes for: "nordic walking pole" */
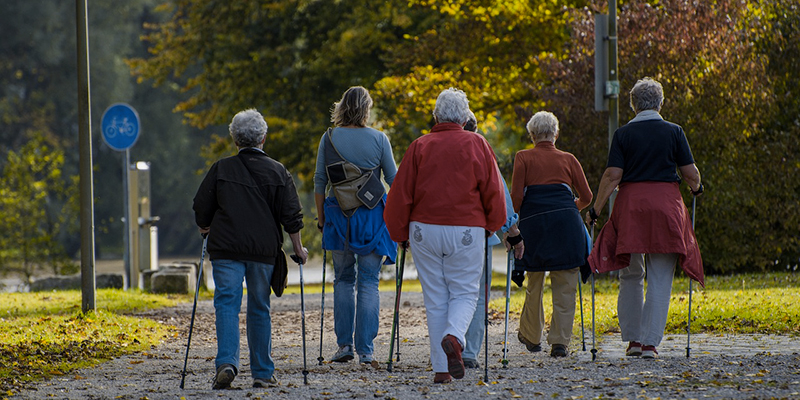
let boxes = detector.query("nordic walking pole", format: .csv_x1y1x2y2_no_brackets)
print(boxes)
483,237,489,383
180,233,208,389
387,245,407,372
395,259,401,362
687,196,697,358
578,276,586,352
318,250,327,365
589,223,598,361
501,250,512,368
290,254,309,384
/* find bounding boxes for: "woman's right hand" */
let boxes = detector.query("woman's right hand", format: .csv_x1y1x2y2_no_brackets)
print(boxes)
317,218,324,232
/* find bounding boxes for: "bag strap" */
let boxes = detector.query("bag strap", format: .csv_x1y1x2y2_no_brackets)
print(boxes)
324,128,375,174
324,128,346,164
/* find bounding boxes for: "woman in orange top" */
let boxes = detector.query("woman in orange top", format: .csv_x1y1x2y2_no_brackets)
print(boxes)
510,111,592,357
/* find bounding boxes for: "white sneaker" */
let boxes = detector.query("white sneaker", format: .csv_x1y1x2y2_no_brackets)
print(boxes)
331,345,354,362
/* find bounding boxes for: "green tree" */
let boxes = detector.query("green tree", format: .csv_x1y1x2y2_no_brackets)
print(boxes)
0,133,79,281
373,0,588,174
129,0,430,182
1,1,218,258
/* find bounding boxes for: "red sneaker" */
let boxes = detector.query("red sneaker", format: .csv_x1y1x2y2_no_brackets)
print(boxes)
641,345,658,359
441,334,465,379
626,341,643,357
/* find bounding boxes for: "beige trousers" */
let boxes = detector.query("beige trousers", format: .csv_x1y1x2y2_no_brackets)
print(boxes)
518,268,579,346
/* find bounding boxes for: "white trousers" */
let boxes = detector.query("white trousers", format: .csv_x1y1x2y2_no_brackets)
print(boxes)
618,253,678,346
410,221,484,373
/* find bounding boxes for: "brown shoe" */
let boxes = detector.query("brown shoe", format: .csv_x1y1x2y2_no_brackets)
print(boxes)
433,372,452,384
517,333,542,352
440,334,465,379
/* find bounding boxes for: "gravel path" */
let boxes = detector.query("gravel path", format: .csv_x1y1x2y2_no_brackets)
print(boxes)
17,291,800,399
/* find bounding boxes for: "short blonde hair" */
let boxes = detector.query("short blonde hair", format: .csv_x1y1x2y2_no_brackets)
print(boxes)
526,111,559,141
331,86,372,127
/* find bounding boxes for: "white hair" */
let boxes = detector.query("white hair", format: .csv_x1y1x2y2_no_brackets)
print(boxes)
229,109,268,147
630,77,664,113
433,88,471,125
526,111,559,141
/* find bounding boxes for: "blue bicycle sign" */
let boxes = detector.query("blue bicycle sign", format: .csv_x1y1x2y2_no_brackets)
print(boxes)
101,103,140,151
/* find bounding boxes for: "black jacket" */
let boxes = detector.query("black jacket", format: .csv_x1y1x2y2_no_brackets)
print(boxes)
193,148,304,264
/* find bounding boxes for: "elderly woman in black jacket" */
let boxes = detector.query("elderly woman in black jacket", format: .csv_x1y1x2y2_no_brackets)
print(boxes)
194,108,308,389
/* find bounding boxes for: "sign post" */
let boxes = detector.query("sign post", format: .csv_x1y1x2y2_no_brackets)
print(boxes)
101,103,140,288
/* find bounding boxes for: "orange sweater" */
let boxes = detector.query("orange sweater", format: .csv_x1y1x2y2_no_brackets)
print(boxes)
510,141,593,212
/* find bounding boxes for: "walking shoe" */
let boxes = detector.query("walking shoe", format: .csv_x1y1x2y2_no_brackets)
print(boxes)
517,333,542,352
463,358,480,369
252,376,278,388
550,344,568,357
359,354,373,364
331,345,354,362
440,334,465,379
212,364,236,390
626,341,643,357
433,372,452,384
641,345,658,359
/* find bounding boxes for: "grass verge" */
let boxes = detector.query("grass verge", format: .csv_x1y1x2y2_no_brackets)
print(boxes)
2,271,797,396
0,289,190,396
491,271,800,338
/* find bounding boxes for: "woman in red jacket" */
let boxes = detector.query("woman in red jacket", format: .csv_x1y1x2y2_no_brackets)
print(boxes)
384,88,507,383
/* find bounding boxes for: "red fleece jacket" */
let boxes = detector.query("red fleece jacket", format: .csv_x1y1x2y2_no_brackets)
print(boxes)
384,123,507,242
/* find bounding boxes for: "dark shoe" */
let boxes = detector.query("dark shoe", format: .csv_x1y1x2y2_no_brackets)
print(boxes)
641,345,658,359
440,335,465,379
331,345,354,362
212,364,236,390
550,344,568,357
511,270,526,287
252,376,278,388
626,341,643,357
463,358,480,369
434,372,452,383
518,333,542,352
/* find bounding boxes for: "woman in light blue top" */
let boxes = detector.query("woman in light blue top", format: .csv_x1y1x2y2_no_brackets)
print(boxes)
313,86,397,364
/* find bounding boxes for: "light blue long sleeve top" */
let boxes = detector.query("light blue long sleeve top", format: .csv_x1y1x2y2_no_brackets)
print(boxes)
313,127,397,194
314,126,398,263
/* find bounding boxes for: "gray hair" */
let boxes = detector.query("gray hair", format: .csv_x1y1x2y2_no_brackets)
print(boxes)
526,111,559,141
464,110,478,132
629,77,664,113
331,86,373,127
229,109,268,148
433,88,470,125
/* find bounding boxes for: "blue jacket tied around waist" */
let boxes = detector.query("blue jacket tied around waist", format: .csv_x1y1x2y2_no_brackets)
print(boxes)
515,184,590,273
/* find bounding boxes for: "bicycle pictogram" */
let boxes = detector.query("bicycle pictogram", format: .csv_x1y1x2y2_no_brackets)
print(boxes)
104,117,136,138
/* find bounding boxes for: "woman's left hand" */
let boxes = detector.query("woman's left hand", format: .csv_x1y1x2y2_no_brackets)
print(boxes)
512,241,525,260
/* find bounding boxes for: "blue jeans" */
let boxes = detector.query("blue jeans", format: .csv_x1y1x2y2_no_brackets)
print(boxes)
332,250,383,357
212,259,274,380
463,248,493,361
